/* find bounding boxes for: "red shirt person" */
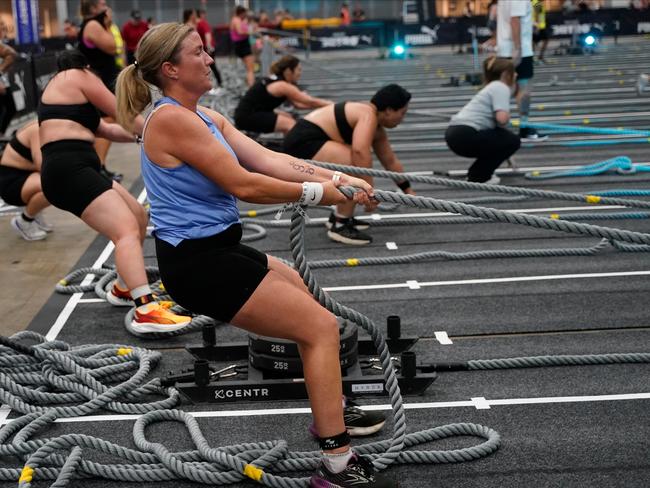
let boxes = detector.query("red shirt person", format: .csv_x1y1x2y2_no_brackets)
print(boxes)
121,10,149,65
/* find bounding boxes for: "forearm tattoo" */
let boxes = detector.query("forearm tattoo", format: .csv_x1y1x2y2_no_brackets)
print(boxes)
289,160,315,176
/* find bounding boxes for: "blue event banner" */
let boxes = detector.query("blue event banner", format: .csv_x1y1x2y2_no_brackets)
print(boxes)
13,0,39,45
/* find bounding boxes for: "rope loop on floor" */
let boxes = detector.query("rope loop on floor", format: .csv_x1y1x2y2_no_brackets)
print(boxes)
525,156,650,179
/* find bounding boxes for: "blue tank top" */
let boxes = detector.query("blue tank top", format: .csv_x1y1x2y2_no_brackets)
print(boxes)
141,97,240,246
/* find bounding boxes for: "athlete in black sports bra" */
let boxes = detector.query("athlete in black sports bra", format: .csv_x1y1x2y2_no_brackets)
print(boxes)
0,120,51,241
284,84,414,245
234,55,331,134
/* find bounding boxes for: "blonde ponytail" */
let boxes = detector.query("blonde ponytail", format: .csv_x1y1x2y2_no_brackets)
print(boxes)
114,23,194,131
116,64,151,132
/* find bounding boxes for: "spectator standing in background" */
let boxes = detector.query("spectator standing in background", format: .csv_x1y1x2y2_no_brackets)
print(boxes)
183,8,198,28
63,19,79,43
0,41,17,135
196,9,222,88
340,3,351,25
78,0,123,182
230,6,255,87
107,8,126,70
121,10,149,65
353,4,366,22
496,0,546,141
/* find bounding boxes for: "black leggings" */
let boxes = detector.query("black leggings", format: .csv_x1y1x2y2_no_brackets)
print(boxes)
0,91,16,134
445,125,520,183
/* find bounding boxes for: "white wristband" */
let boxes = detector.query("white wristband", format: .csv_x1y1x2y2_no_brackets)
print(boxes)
299,182,323,206
332,171,342,183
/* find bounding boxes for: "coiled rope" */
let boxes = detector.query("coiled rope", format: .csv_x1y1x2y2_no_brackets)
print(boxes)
525,156,650,179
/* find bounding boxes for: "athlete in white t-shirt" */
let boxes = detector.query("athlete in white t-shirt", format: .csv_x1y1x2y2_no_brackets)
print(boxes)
496,0,546,141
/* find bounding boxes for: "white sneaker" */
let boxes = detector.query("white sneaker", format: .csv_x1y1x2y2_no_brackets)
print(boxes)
33,212,53,232
485,175,501,185
11,216,47,241
637,74,648,96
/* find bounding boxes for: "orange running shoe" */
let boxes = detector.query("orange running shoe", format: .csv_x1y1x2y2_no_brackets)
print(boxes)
106,281,133,307
131,302,191,334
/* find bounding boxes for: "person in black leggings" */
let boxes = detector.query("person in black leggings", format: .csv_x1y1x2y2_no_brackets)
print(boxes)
284,85,413,245
445,57,520,184
0,41,17,135
234,55,332,134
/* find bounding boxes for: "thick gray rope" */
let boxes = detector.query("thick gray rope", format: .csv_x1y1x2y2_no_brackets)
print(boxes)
333,187,650,245
1,331,500,487
310,160,650,210
288,207,500,472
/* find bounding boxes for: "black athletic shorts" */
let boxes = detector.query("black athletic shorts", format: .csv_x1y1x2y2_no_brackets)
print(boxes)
155,223,269,323
233,39,252,58
234,109,278,134
516,56,534,81
0,165,33,206
40,139,113,217
283,119,330,160
533,27,550,42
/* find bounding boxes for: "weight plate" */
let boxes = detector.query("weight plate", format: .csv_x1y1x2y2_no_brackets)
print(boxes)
249,321,358,357
249,344,358,375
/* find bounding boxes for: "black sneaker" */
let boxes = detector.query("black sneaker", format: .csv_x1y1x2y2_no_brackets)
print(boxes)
99,166,124,182
343,399,386,436
325,212,370,230
310,453,397,487
519,128,548,142
309,399,386,437
327,219,372,245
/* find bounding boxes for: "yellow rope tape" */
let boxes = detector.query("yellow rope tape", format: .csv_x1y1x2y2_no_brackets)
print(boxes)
116,348,133,356
585,195,601,204
19,466,33,484
346,258,360,266
243,464,263,481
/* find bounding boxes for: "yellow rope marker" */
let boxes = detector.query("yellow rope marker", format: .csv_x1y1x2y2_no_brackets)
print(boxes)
537,104,545,110
19,466,33,484
570,62,576,68
58,279,68,286
117,348,133,356
608,67,614,72
511,119,520,127
583,118,590,125
247,210,257,217
564,110,572,116
346,258,360,266
243,464,263,482
619,80,624,85
531,170,541,176
550,213,560,219
586,195,601,204
159,283,166,291
617,71,623,76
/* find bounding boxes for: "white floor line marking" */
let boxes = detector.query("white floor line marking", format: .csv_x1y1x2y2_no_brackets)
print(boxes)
471,397,491,410
434,331,453,345
323,270,650,293
5,392,647,426
406,280,421,289
78,298,106,304
274,205,625,225
386,242,398,250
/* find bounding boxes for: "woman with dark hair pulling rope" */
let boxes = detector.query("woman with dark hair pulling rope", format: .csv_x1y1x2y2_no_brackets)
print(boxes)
0,121,51,241
234,54,332,134
38,49,191,334
283,84,413,245
116,22,396,488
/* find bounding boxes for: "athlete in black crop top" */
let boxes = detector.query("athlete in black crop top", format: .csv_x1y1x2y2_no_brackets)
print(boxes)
37,101,101,133
0,120,52,240
233,55,331,134
284,84,413,245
